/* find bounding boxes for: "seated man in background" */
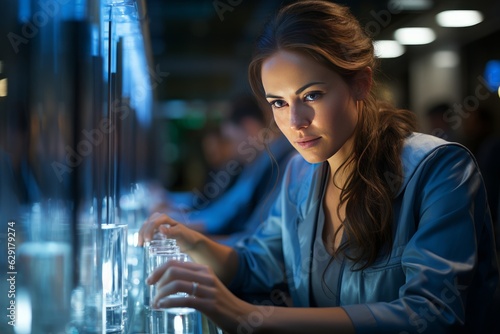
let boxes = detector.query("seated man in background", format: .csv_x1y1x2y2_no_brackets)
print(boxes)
164,125,240,209
162,95,296,245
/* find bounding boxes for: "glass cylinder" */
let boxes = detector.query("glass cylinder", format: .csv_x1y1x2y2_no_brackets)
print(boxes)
70,216,104,334
102,223,127,332
146,243,198,334
15,202,73,334
17,242,72,334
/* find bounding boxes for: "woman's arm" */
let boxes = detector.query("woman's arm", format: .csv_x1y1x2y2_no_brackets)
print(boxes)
138,212,239,285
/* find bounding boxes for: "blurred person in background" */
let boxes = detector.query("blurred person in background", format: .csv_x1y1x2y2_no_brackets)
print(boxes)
163,125,239,209
477,136,500,241
460,107,495,157
425,103,499,240
139,1,499,333
462,106,500,334
161,95,296,244
461,107,499,236
424,102,460,142
201,126,239,189
476,131,500,334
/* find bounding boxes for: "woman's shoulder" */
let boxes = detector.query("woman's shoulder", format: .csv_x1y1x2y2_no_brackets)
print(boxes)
397,132,478,195
404,131,449,147
401,132,474,165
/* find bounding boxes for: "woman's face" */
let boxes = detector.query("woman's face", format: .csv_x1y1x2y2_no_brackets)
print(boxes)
261,50,359,164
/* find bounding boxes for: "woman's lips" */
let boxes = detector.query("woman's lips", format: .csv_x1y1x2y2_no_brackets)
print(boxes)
295,137,321,149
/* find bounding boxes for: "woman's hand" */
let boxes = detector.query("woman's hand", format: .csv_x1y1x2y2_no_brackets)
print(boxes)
138,212,203,253
139,212,240,285
147,260,258,333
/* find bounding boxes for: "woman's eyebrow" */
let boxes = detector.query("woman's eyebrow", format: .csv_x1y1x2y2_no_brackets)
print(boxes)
295,81,326,95
265,81,326,98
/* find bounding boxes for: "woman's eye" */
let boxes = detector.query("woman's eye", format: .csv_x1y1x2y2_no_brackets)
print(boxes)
305,92,321,101
271,100,287,108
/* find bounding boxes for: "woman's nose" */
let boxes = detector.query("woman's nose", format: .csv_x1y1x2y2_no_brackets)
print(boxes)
289,104,312,130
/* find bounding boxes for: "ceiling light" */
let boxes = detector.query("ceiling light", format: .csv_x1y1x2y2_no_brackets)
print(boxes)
394,27,436,45
389,0,433,11
436,10,483,27
373,40,405,58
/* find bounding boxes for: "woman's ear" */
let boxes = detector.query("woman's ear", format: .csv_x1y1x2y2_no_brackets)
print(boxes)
352,66,373,101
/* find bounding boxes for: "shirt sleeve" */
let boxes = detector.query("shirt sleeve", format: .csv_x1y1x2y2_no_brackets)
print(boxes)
342,144,499,333
227,155,310,296
186,171,258,234
227,182,288,295
184,149,279,235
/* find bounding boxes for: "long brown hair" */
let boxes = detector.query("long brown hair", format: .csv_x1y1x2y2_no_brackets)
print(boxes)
248,0,417,269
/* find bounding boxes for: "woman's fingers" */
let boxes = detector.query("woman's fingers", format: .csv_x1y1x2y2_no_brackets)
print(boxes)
138,212,178,246
147,260,206,284
155,293,216,312
148,261,211,288
138,212,161,245
155,293,197,310
148,261,215,308
153,280,212,308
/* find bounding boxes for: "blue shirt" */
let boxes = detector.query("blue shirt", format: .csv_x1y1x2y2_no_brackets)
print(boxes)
229,133,499,333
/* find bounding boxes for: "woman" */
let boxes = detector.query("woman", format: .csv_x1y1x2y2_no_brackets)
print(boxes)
139,1,499,333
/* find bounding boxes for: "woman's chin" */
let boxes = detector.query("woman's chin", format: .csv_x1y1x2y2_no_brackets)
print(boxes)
299,153,326,165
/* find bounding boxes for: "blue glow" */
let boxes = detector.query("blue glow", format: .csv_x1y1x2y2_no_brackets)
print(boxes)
484,60,500,92
18,0,30,22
